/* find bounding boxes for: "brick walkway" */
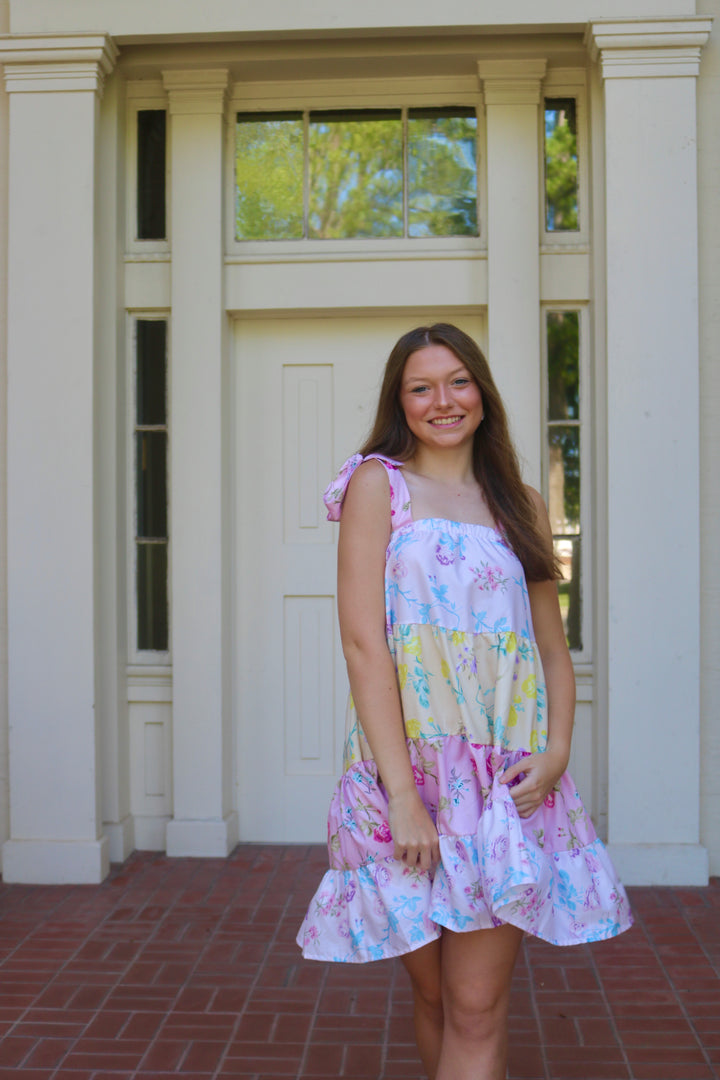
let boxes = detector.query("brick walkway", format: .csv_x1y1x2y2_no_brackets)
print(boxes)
0,847,717,1080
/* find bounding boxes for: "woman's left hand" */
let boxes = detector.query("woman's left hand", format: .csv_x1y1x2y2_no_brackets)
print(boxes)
498,748,568,818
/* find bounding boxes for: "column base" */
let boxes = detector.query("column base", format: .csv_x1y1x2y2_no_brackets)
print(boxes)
607,842,709,886
2,836,110,884
166,812,239,857
103,816,135,864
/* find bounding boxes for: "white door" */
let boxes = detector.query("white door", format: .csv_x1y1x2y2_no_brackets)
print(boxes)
233,312,485,841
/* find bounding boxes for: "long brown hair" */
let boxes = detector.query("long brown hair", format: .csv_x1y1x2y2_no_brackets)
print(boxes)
359,323,559,581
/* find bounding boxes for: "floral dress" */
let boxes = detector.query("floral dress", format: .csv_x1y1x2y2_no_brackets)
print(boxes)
296,454,632,963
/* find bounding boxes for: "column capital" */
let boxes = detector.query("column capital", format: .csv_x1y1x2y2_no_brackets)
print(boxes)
0,32,118,95
585,16,712,79
477,59,547,106
162,69,229,115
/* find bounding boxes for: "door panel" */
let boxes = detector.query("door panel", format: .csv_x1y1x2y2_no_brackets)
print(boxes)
233,313,485,841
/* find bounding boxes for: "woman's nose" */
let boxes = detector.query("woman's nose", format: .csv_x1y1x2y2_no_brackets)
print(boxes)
434,383,451,407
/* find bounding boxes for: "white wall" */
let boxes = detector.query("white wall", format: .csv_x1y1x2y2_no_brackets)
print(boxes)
9,0,697,37
698,0,720,876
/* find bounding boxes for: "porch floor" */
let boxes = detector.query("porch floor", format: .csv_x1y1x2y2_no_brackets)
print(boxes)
0,846,718,1080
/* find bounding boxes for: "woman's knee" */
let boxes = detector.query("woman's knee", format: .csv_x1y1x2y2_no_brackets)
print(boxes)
441,974,510,1040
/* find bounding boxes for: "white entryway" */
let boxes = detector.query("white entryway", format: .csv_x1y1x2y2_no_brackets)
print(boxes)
233,312,485,841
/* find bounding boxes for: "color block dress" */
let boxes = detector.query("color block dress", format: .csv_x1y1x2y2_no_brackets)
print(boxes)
297,454,632,963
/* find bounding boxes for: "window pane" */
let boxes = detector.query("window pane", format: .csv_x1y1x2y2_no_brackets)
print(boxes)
548,426,580,534
408,108,477,238
545,98,578,232
547,311,579,420
236,112,304,240
137,542,168,651
136,320,166,425
554,537,582,651
137,110,166,240
136,432,167,538
308,110,402,238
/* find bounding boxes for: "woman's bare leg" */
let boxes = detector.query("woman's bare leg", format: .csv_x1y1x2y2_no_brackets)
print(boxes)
435,924,523,1080
400,939,443,1079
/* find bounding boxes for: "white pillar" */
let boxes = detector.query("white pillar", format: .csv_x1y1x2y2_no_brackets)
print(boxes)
163,70,238,857
587,18,712,885
0,34,118,883
477,60,546,489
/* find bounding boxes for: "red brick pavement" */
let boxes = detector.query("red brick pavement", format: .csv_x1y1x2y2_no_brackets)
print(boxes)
0,846,718,1080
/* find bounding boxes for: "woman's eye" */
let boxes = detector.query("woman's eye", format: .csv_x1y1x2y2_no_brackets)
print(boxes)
410,386,429,393
453,378,470,386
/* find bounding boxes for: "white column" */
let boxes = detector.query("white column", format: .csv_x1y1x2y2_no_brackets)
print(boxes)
477,60,546,489
163,70,238,857
0,34,118,883
587,18,712,885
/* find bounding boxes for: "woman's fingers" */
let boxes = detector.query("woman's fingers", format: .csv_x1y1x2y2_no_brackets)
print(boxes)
388,793,440,869
503,751,565,817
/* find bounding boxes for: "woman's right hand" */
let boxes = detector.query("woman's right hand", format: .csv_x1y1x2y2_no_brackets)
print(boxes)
388,788,440,871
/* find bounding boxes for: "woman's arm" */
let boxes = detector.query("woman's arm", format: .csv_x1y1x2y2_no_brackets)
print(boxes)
338,460,440,869
499,487,576,817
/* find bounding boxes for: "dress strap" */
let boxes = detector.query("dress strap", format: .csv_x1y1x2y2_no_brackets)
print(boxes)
323,453,413,529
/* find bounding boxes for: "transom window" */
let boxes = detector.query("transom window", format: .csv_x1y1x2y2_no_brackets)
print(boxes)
235,107,478,241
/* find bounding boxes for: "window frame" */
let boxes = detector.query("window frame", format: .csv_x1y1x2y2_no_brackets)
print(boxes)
540,302,592,662
539,72,589,250
127,311,172,665
226,77,486,258
126,82,171,256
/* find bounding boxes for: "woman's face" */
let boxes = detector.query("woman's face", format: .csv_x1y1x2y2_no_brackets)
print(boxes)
399,344,484,451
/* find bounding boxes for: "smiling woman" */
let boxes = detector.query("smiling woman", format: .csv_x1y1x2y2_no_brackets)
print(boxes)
297,322,632,1080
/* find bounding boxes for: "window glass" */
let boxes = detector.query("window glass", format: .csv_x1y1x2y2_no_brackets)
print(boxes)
544,98,578,232
547,310,579,420
408,108,477,237
548,426,580,534
554,538,582,653
308,110,403,238
137,110,166,240
136,432,167,538
546,310,582,651
137,544,168,652
235,112,304,240
137,320,167,425
135,319,169,652
235,107,478,240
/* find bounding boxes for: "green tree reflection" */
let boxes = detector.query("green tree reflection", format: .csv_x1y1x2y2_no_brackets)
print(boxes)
235,109,479,240
545,100,578,231
409,111,478,237
309,113,403,238
235,114,304,240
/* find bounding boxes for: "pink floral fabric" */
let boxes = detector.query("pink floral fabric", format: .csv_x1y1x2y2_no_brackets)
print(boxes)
297,456,633,962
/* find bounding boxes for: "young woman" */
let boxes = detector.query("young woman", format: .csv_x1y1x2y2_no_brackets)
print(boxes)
297,324,632,1080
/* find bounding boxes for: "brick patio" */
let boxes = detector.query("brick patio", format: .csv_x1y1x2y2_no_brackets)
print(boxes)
0,846,717,1080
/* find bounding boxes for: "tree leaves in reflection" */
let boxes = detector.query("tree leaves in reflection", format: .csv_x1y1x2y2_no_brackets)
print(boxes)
235,114,304,240
545,100,578,232
409,112,477,237
308,114,403,238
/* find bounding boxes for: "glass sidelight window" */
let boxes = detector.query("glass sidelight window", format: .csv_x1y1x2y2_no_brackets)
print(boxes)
134,319,169,653
545,310,582,651
544,98,578,233
235,107,478,241
136,110,167,241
